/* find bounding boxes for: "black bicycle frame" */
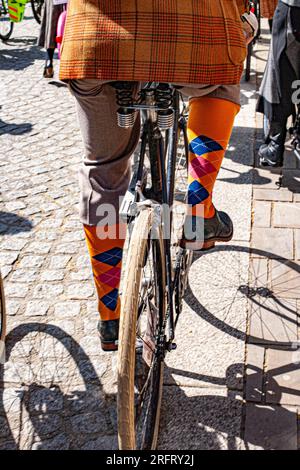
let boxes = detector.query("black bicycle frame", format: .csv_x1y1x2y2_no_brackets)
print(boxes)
118,82,188,345
143,87,184,342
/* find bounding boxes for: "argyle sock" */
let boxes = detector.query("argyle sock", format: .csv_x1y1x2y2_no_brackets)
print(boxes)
83,224,126,321
187,97,239,219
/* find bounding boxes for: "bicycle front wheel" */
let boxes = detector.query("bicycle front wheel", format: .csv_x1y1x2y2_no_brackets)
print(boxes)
0,0,13,41
118,209,166,450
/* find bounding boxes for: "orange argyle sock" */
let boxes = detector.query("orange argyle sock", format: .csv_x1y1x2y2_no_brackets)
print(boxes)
187,97,240,218
83,224,126,321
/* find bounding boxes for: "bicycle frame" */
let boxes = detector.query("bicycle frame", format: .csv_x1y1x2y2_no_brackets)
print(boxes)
119,83,188,348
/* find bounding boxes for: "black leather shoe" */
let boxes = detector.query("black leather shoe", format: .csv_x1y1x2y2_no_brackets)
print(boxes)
259,141,284,167
181,210,233,251
98,319,119,351
259,121,286,167
43,65,54,79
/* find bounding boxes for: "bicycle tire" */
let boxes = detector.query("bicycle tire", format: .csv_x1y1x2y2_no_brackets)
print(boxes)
30,0,43,24
0,0,13,41
0,272,6,361
245,42,252,82
118,209,166,450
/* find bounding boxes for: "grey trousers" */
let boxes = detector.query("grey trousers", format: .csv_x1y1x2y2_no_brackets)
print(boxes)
69,80,240,226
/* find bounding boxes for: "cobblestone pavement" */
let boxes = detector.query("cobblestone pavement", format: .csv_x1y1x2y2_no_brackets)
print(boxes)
0,12,299,450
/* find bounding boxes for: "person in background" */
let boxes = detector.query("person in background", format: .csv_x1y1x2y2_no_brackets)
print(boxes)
260,0,278,31
257,0,300,167
38,0,66,78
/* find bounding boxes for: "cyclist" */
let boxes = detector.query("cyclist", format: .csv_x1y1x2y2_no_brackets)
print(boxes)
257,0,300,167
59,0,254,351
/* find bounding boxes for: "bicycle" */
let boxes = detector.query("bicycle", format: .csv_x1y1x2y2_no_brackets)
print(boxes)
0,0,43,42
116,82,193,450
0,271,6,364
30,0,43,24
0,0,13,41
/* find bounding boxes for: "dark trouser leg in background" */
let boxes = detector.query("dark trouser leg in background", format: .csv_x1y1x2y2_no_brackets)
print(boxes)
43,48,55,78
259,120,287,167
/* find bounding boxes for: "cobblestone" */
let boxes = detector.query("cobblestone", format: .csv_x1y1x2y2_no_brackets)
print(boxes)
5,300,21,316
54,302,81,318
4,283,29,298
69,412,108,435
253,201,271,228
18,255,44,268
10,269,38,283
273,203,300,228
41,270,65,282
265,349,300,406
24,242,52,254
251,228,294,259
31,434,70,450
25,301,50,317
66,283,94,299
33,284,64,299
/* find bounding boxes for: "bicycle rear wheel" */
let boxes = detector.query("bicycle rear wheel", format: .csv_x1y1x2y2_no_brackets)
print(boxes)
0,0,13,41
0,272,6,362
118,209,166,450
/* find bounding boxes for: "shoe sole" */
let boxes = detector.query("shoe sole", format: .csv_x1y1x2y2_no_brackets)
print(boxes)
101,341,118,352
196,232,233,252
181,231,233,252
259,153,283,168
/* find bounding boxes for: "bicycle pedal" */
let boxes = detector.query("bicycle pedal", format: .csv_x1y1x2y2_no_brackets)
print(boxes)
167,342,177,352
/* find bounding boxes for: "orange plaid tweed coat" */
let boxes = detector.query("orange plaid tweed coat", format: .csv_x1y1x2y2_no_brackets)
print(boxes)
59,0,249,85
260,0,278,18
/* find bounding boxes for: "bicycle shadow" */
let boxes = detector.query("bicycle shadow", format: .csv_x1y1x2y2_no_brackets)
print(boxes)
159,361,299,450
0,245,298,450
0,119,32,136
158,243,299,449
4,36,37,46
0,323,118,450
0,44,44,71
183,244,300,347
0,211,33,235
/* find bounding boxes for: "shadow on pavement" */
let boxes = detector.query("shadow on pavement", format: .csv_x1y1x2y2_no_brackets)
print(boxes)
184,244,299,347
4,36,37,46
157,243,299,449
0,44,44,71
0,243,299,449
0,323,117,450
48,81,68,88
0,119,33,136
0,212,33,235
159,363,299,450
